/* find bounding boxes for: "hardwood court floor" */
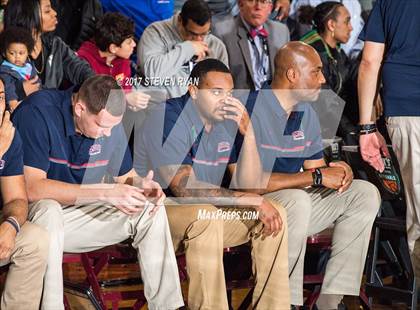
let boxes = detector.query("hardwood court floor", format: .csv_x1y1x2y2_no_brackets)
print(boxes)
62,262,410,310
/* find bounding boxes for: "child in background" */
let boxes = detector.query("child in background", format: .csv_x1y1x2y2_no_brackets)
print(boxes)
0,26,39,112
78,12,150,112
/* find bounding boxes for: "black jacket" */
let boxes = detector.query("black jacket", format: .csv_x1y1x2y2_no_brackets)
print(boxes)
52,0,103,50
36,33,94,89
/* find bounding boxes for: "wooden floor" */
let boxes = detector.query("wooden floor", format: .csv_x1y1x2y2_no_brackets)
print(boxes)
62,262,412,310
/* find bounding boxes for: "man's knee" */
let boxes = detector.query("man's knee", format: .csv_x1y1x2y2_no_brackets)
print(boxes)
349,180,381,217
16,222,49,262
276,189,312,227
265,198,288,230
267,190,312,250
166,204,223,250
29,199,64,232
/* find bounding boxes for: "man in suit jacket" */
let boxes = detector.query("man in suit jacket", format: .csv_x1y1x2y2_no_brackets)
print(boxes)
212,0,290,90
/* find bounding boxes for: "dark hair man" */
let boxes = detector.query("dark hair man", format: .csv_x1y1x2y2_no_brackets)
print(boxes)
135,59,289,309
138,0,229,99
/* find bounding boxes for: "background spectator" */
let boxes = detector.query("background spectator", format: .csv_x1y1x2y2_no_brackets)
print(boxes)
4,0,94,90
299,1,364,138
138,0,228,100
78,12,150,112
289,0,364,58
0,26,39,112
51,0,103,51
212,0,290,90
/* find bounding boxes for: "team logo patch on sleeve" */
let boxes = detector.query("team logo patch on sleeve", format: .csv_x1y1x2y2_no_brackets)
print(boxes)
292,130,305,140
0,159,5,170
89,144,102,156
217,141,231,153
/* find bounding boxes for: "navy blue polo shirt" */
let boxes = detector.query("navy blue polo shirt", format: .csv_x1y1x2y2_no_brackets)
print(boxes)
12,89,132,184
0,132,23,177
359,0,420,116
135,94,237,188
247,86,324,173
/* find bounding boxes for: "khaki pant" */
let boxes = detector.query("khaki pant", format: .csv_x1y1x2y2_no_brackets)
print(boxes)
387,117,420,283
165,199,290,310
265,180,380,305
28,199,184,310
387,117,420,252
0,222,49,310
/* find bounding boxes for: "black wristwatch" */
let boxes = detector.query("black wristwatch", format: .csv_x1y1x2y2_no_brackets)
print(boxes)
311,168,323,187
358,123,377,135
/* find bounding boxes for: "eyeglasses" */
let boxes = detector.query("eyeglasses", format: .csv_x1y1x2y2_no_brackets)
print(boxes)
185,28,211,39
244,0,273,6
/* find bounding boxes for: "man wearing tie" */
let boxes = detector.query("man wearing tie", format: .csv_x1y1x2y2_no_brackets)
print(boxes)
213,0,290,90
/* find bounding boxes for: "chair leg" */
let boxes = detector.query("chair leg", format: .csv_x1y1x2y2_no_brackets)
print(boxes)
410,277,417,310
238,288,254,310
227,289,233,310
81,253,107,309
133,298,147,310
359,288,371,309
366,223,381,307
304,285,321,310
92,254,110,276
64,294,71,310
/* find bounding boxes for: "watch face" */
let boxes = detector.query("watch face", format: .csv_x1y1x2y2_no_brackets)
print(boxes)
312,169,323,187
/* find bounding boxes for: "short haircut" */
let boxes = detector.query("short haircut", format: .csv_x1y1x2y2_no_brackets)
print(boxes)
189,59,231,87
94,12,135,52
180,0,211,27
77,75,126,116
298,1,344,34
0,26,35,55
4,0,43,37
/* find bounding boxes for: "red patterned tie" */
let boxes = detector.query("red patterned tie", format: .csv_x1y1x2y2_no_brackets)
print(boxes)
249,27,269,39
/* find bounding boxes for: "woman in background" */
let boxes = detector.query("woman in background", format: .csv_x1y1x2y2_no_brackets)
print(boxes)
4,0,94,93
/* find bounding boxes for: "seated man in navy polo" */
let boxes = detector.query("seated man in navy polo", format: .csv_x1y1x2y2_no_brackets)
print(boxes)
12,75,183,310
245,42,380,309
0,77,48,310
135,59,290,310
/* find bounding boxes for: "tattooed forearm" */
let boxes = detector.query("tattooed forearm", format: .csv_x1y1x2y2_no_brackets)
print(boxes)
160,164,261,207
173,174,243,197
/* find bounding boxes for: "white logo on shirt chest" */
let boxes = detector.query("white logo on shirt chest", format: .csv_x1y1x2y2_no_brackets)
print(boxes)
217,141,231,152
0,160,5,170
292,130,305,140
89,144,102,156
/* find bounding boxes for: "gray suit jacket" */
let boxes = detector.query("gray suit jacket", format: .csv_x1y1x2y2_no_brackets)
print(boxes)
213,16,290,90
